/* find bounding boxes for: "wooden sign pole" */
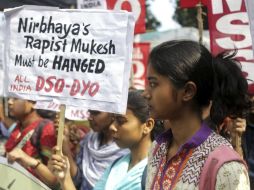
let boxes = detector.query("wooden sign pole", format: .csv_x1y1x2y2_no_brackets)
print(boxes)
197,1,204,44
56,104,66,178
56,104,66,155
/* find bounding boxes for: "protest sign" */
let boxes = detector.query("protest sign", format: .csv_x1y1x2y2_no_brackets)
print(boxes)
245,0,254,84
107,0,146,34
35,100,89,120
245,0,254,57
132,42,149,89
0,157,51,190
77,0,106,9
207,0,254,82
4,6,135,114
0,12,5,96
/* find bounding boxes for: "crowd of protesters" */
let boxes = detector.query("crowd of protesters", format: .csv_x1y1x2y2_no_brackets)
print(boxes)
0,40,254,190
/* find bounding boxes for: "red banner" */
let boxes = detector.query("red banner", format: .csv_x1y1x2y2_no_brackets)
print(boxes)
107,0,146,34
207,0,254,66
245,0,254,90
131,43,150,89
180,0,207,8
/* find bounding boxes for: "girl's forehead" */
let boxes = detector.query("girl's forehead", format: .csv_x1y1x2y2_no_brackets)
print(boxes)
115,109,132,117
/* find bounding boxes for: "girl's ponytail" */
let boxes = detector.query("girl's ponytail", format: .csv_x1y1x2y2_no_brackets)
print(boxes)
210,51,251,125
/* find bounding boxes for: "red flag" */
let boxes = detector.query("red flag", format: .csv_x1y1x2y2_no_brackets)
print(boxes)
180,0,208,8
207,0,254,86
132,43,150,89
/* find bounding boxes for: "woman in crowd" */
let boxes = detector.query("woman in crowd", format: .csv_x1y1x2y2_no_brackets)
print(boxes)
93,90,155,190
5,98,57,188
53,110,128,190
142,40,251,189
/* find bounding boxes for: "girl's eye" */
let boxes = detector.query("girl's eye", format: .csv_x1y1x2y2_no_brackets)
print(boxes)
115,117,127,125
149,82,157,88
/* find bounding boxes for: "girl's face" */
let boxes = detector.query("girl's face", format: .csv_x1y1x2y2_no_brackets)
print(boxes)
143,65,183,120
8,98,34,119
110,109,145,149
88,111,114,132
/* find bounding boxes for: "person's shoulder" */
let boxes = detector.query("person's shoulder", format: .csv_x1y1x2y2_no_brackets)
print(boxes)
219,161,247,171
216,161,249,189
110,154,131,172
202,131,232,150
39,119,54,128
39,119,55,135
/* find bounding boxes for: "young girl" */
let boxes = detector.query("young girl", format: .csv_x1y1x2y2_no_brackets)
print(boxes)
142,40,251,190
93,90,156,190
5,98,57,188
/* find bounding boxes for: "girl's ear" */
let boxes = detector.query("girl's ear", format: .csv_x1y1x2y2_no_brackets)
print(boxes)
26,101,35,113
143,118,155,135
182,81,197,102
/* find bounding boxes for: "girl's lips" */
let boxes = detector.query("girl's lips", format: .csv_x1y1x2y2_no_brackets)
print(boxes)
112,137,120,142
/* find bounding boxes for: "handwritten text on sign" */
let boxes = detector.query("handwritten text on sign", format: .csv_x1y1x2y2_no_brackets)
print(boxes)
5,8,134,109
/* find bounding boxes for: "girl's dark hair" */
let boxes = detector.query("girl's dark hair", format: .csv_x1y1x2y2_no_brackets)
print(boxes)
149,40,251,125
36,109,56,120
127,90,164,140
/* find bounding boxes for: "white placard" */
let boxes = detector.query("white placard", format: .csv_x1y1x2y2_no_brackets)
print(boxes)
0,156,51,190
4,6,135,114
245,0,254,59
0,12,5,96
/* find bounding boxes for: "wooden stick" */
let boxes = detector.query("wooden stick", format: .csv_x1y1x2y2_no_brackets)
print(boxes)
230,118,243,157
56,104,66,155
232,132,243,157
236,134,243,157
55,104,66,178
196,2,204,44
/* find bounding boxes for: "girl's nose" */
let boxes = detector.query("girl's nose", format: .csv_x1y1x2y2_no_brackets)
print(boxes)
8,98,14,105
109,122,117,133
142,89,151,99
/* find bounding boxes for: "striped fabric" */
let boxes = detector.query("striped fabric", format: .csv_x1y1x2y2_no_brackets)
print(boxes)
146,124,235,190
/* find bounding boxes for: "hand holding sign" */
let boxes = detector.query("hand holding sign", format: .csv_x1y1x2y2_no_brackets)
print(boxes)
48,148,70,181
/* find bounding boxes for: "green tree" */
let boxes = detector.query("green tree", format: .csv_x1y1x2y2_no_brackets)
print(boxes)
146,0,161,31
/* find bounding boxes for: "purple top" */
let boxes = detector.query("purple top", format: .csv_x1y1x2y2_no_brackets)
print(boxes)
152,123,213,190
156,122,212,153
